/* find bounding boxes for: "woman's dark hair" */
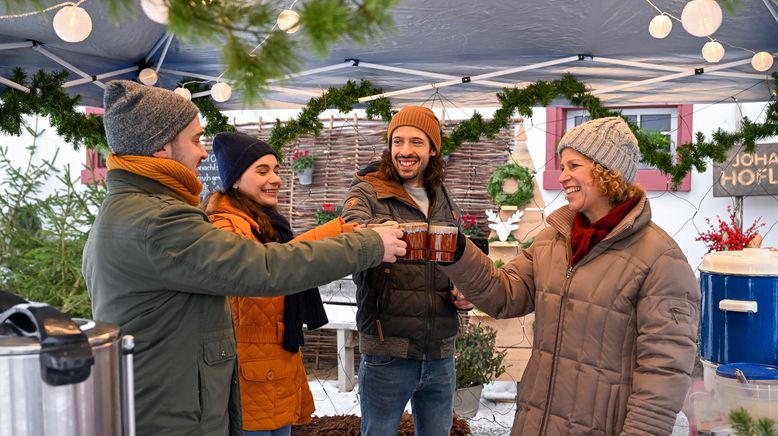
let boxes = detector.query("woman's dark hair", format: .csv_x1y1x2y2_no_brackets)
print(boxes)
203,189,277,242
378,134,446,189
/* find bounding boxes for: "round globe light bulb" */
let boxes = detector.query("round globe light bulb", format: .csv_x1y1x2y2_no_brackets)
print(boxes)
751,52,774,72
681,0,722,37
277,9,300,34
140,0,169,24
648,14,672,39
211,82,232,103
52,5,93,43
138,68,158,86
702,41,725,63
173,87,192,100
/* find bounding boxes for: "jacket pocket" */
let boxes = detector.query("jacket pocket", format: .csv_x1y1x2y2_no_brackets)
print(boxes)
376,266,392,313
241,358,295,382
198,337,237,427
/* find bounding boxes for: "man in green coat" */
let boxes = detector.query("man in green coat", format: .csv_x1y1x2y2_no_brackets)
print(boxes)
82,80,405,436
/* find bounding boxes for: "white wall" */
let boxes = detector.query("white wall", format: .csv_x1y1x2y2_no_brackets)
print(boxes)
0,113,88,199
2,104,775,272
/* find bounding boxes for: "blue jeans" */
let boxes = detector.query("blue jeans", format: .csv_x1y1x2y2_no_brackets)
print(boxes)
242,425,291,436
359,354,455,436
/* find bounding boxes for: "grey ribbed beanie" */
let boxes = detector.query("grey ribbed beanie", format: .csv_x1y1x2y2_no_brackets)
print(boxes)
103,80,199,156
557,116,639,183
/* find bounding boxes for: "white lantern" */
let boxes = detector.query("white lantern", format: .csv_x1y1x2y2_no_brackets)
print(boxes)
681,0,722,37
648,14,672,39
751,52,774,72
702,41,725,63
277,9,300,34
211,82,232,103
138,68,158,86
173,87,192,100
52,5,93,43
140,0,169,24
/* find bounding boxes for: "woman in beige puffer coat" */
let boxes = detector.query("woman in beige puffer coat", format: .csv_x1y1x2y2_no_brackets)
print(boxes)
443,117,699,435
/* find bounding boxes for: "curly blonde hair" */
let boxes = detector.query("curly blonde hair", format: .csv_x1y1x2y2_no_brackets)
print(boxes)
591,163,644,205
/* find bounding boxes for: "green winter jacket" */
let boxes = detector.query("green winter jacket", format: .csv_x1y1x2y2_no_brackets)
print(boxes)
83,170,383,436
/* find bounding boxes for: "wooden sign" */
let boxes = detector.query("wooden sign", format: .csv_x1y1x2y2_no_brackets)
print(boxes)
712,143,778,197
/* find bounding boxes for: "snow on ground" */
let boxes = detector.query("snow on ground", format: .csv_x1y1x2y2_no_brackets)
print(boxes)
308,380,690,436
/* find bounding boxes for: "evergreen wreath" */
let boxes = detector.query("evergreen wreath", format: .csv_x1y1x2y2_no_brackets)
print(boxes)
487,163,534,206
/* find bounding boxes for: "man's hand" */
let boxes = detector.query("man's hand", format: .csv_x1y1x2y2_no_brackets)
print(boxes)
372,226,406,263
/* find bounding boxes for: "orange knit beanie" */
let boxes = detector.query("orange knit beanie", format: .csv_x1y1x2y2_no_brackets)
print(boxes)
387,106,442,152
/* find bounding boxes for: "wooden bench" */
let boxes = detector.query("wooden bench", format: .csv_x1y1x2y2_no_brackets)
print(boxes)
321,303,359,392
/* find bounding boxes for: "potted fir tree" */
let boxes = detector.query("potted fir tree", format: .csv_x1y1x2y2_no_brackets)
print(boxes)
454,317,508,418
291,149,316,185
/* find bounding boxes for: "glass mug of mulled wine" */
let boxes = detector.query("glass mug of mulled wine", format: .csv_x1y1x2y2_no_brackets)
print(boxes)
428,225,458,262
397,222,429,260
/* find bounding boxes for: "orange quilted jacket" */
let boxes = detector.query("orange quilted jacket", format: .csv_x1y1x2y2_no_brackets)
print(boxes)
206,193,354,431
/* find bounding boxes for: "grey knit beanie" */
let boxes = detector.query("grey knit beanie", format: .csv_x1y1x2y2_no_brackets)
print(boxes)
557,116,639,183
103,80,199,156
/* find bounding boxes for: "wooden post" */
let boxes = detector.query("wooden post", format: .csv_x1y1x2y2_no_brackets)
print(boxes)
336,329,356,392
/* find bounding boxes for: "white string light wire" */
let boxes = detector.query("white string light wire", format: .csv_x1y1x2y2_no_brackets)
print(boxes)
0,0,86,20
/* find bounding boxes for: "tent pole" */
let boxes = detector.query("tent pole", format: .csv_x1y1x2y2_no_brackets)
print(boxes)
63,66,141,88
0,41,33,51
32,44,106,89
145,33,172,64
154,34,176,72
357,61,512,88
594,56,766,80
593,57,758,96
0,76,29,92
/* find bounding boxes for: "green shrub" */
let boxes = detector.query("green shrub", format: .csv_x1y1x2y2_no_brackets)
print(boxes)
455,316,508,388
0,120,105,318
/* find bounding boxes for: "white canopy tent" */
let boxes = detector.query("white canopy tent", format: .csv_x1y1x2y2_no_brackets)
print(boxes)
0,0,776,109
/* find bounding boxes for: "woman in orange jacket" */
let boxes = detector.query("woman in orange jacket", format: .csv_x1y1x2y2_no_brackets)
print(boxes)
206,132,345,436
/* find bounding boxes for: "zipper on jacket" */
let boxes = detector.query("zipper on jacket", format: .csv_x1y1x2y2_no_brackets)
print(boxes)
539,240,574,435
423,260,433,360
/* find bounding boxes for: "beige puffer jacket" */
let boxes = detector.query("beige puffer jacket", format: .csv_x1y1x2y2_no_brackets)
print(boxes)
442,195,699,435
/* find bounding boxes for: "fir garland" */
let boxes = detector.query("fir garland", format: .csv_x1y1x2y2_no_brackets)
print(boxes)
442,72,778,190
268,79,392,157
487,163,534,206
0,68,107,151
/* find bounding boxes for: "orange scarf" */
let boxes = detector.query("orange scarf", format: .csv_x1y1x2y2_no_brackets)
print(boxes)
107,154,202,206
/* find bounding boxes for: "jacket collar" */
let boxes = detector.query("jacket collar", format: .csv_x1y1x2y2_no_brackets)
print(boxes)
106,169,192,205
547,192,651,243
355,167,425,211
204,192,260,233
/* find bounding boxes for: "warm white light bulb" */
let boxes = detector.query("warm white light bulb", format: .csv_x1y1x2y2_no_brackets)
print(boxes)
702,41,725,63
140,0,169,24
681,0,722,37
138,68,158,86
751,52,774,72
173,87,192,100
648,14,672,39
277,9,300,33
52,5,92,43
211,82,232,102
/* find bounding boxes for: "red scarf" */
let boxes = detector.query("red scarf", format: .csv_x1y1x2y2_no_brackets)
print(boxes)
570,196,641,267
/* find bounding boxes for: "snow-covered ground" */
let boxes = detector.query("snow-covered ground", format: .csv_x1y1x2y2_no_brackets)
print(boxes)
307,379,690,435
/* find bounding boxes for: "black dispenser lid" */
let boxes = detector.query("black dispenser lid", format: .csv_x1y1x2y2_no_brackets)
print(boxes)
0,290,94,386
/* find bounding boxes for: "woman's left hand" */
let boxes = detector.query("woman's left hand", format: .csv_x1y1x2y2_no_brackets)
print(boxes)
451,288,474,311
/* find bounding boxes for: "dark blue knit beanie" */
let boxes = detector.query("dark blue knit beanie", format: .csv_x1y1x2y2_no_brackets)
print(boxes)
212,132,278,189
